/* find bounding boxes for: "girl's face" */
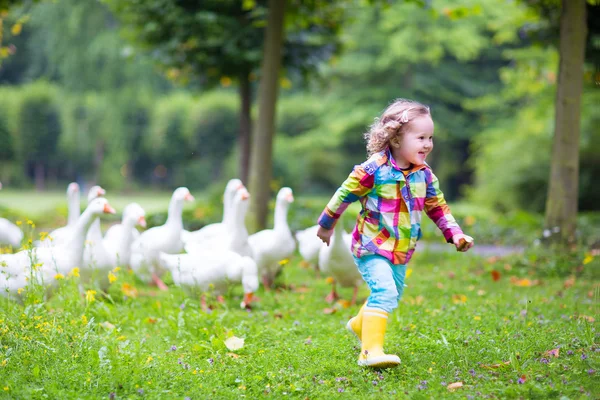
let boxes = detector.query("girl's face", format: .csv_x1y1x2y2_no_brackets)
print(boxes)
390,115,434,168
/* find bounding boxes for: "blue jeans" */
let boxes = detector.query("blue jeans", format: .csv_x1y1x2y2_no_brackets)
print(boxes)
353,254,407,313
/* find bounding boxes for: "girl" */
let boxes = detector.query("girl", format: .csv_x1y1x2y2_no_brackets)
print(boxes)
317,98,473,368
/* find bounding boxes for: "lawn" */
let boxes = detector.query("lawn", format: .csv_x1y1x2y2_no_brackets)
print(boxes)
0,246,598,399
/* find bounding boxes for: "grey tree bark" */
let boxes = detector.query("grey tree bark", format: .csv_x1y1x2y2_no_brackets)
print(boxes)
248,0,286,232
544,0,587,245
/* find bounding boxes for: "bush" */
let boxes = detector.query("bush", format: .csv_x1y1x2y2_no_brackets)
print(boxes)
17,81,62,188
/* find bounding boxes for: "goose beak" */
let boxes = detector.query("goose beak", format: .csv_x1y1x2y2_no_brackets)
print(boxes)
97,187,106,196
184,193,195,202
241,292,254,309
287,194,294,202
103,204,116,214
138,216,147,228
241,191,250,201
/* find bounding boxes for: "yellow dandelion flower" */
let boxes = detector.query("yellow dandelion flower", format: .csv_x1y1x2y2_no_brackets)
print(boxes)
39,232,49,241
278,258,289,266
121,283,138,298
27,220,33,226
32,263,43,271
112,267,121,273
1,359,6,366
17,288,24,295
81,315,88,325
406,268,413,278
108,272,117,284
85,290,96,303
474,316,481,320
583,254,594,265
451,294,467,304
146,356,153,363
70,267,80,277
54,273,65,280
16,221,22,226
3,386,8,391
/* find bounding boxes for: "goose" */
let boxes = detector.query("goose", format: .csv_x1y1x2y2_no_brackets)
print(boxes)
103,203,147,268
0,182,23,248
159,250,258,309
248,187,296,289
0,198,116,298
130,187,194,289
39,184,105,247
103,197,146,244
0,218,23,249
295,225,324,276
184,186,252,257
181,178,243,244
318,223,362,305
82,186,110,271
66,182,80,227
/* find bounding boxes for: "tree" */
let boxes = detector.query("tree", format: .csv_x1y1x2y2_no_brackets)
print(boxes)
105,0,344,189
544,0,587,245
247,0,286,231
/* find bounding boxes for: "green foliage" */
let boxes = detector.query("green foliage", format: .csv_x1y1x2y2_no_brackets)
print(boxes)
466,43,600,212
145,93,193,186
0,88,16,162
16,81,61,167
187,91,239,165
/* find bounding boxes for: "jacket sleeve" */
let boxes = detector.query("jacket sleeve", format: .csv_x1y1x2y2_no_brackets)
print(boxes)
424,171,463,242
317,164,374,229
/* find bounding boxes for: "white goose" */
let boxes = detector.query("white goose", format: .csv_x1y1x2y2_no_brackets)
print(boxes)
35,182,80,247
0,182,23,248
159,250,258,309
0,198,116,297
40,184,105,247
130,187,194,289
82,186,111,272
318,223,362,305
295,225,323,276
181,178,243,244
248,187,296,288
184,186,252,257
103,203,147,268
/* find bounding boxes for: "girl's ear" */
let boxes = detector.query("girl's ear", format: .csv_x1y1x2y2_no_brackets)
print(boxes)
390,136,401,149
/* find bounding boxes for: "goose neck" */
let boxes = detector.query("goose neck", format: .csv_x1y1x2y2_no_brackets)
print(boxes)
273,202,290,233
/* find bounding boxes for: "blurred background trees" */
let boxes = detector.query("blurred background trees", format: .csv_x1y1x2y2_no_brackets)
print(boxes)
0,0,598,231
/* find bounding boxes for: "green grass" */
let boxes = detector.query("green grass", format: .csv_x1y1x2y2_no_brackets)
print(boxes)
1,248,598,399
0,189,200,216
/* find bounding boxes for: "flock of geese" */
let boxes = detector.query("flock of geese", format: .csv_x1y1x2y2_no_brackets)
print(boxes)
0,180,363,308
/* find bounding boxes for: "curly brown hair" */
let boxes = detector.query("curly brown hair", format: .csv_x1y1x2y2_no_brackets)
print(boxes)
364,98,431,156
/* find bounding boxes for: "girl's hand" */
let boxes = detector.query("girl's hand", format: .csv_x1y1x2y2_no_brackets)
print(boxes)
452,234,474,252
317,226,334,246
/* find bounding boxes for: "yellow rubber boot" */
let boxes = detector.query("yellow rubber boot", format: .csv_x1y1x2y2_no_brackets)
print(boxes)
358,308,400,368
346,302,366,344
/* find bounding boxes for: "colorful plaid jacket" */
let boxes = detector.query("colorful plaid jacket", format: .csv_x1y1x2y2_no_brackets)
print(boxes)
317,149,463,265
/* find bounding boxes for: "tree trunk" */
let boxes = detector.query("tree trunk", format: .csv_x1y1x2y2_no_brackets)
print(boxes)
248,0,286,232
544,0,587,245
239,72,252,185
34,161,45,191
93,139,105,184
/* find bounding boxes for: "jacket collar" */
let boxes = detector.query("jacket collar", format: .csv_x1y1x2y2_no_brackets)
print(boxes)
385,148,428,174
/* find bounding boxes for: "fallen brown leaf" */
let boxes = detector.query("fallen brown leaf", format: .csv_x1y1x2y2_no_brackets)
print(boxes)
491,270,501,281
447,382,463,391
544,348,560,358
